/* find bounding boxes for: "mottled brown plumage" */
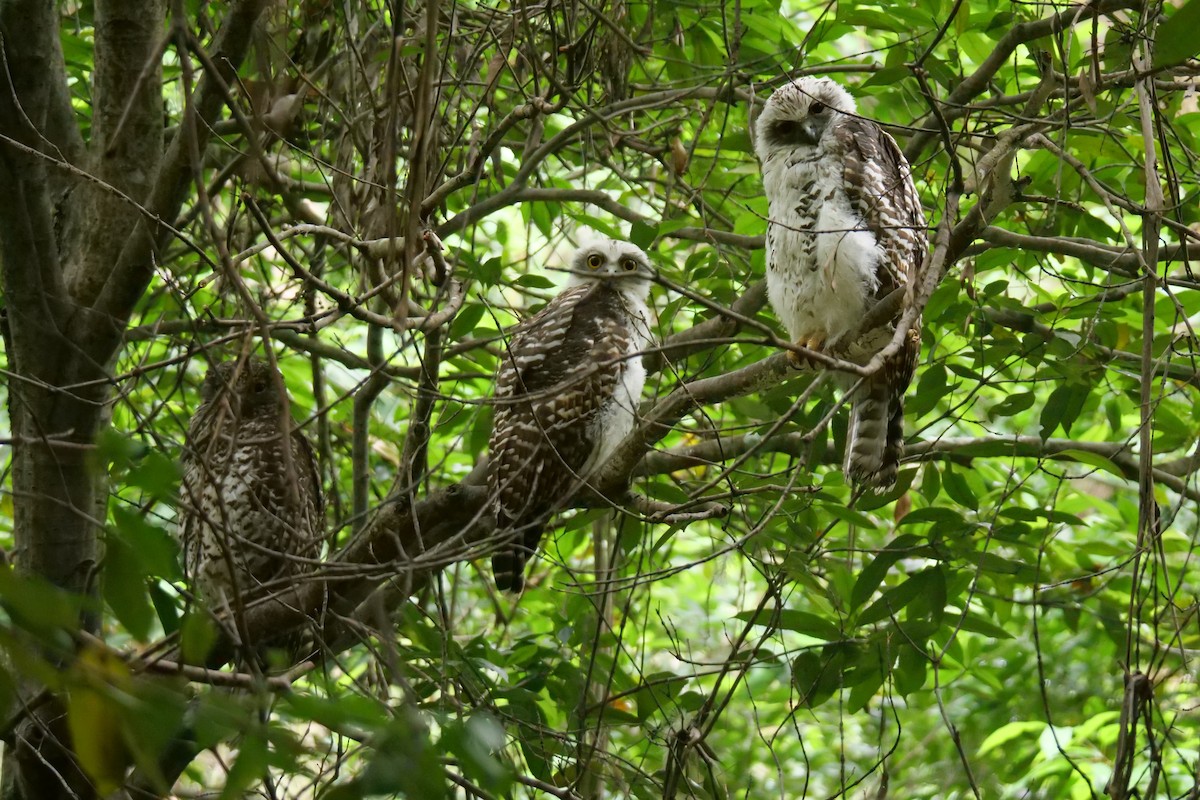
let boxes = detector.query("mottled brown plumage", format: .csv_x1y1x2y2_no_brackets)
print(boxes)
488,239,652,592
755,77,927,489
180,358,323,613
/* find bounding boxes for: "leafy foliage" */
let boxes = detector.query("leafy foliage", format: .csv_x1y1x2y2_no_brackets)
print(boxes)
0,0,1198,798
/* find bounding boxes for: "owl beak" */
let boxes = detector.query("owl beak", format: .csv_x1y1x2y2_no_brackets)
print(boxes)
797,119,823,146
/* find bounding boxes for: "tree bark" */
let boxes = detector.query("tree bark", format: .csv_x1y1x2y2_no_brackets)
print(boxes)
0,2,267,797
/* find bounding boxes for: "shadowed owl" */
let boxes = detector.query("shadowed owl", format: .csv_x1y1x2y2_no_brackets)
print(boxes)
488,238,653,592
180,358,323,611
755,76,927,489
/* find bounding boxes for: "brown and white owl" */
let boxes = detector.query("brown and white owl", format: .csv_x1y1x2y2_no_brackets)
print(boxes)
180,358,323,612
755,77,927,489
488,238,653,592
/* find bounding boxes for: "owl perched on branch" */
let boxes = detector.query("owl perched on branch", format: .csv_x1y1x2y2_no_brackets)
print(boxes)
755,77,927,489
180,358,323,613
488,239,653,592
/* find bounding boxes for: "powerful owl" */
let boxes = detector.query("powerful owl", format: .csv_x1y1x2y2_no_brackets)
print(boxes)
755,77,927,489
488,238,653,592
180,358,323,612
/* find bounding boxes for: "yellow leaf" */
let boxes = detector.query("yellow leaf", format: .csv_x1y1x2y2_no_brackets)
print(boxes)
66,645,133,794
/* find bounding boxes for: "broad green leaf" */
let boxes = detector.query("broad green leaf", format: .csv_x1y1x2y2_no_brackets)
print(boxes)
820,503,880,529
220,733,269,800
850,534,922,612
858,568,945,626
894,643,929,696
978,721,1045,756
897,507,967,527
1154,0,1200,67
735,608,842,641
956,611,1015,640
102,534,155,641
941,464,978,507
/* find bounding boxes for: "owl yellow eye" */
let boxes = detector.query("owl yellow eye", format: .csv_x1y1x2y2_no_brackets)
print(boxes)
621,257,638,272
586,253,604,269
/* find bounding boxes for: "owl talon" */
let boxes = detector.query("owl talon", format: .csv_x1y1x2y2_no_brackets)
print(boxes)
787,337,826,369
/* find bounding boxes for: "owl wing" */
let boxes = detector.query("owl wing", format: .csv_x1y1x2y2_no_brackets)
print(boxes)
488,282,632,590
233,414,326,591
180,390,324,599
291,425,324,521
836,116,927,298
179,406,220,585
836,116,928,489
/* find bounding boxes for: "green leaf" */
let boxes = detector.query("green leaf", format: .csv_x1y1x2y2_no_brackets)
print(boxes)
735,608,842,641
920,463,941,502
529,201,557,238
102,535,155,641
792,644,856,709
220,733,269,800
1052,449,1125,477
1039,383,1088,438
125,451,181,498
630,220,658,249
906,566,947,624
862,67,910,87
476,257,503,285
909,363,952,418
846,661,885,713
0,568,82,634
978,721,1045,756
894,643,929,696
441,715,512,794
148,583,180,636
514,273,556,289
284,693,389,735
957,612,1014,640
858,568,944,626
990,391,1037,418
450,303,486,339
1154,0,1200,68
634,673,688,722
897,507,966,527
179,611,217,665
820,503,880,529
851,534,922,613
111,507,181,580
941,464,978,508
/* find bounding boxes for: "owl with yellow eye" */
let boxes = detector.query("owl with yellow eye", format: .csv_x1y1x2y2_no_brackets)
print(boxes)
487,238,654,592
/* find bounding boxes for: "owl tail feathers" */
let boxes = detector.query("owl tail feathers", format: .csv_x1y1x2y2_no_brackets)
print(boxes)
845,378,903,491
491,522,545,593
492,550,528,593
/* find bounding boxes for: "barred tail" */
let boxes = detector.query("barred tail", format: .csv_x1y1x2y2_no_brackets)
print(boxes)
845,377,902,491
492,521,544,593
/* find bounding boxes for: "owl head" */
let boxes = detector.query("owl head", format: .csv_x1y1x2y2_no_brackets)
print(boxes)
754,77,857,159
199,358,283,416
566,238,654,300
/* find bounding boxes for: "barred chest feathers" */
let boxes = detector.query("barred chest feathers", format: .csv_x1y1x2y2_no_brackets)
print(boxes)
761,148,883,349
587,289,649,472
487,236,655,592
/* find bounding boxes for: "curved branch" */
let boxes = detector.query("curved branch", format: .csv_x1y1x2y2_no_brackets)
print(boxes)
84,0,271,356
904,0,1140,160
639,432,1200,502
972,226,1200,276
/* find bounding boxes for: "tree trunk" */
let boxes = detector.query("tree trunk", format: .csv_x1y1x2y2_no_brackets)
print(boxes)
0,1,266,795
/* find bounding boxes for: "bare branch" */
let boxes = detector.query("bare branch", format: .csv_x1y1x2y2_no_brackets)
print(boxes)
904,0,1141,160
83,0,271,356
